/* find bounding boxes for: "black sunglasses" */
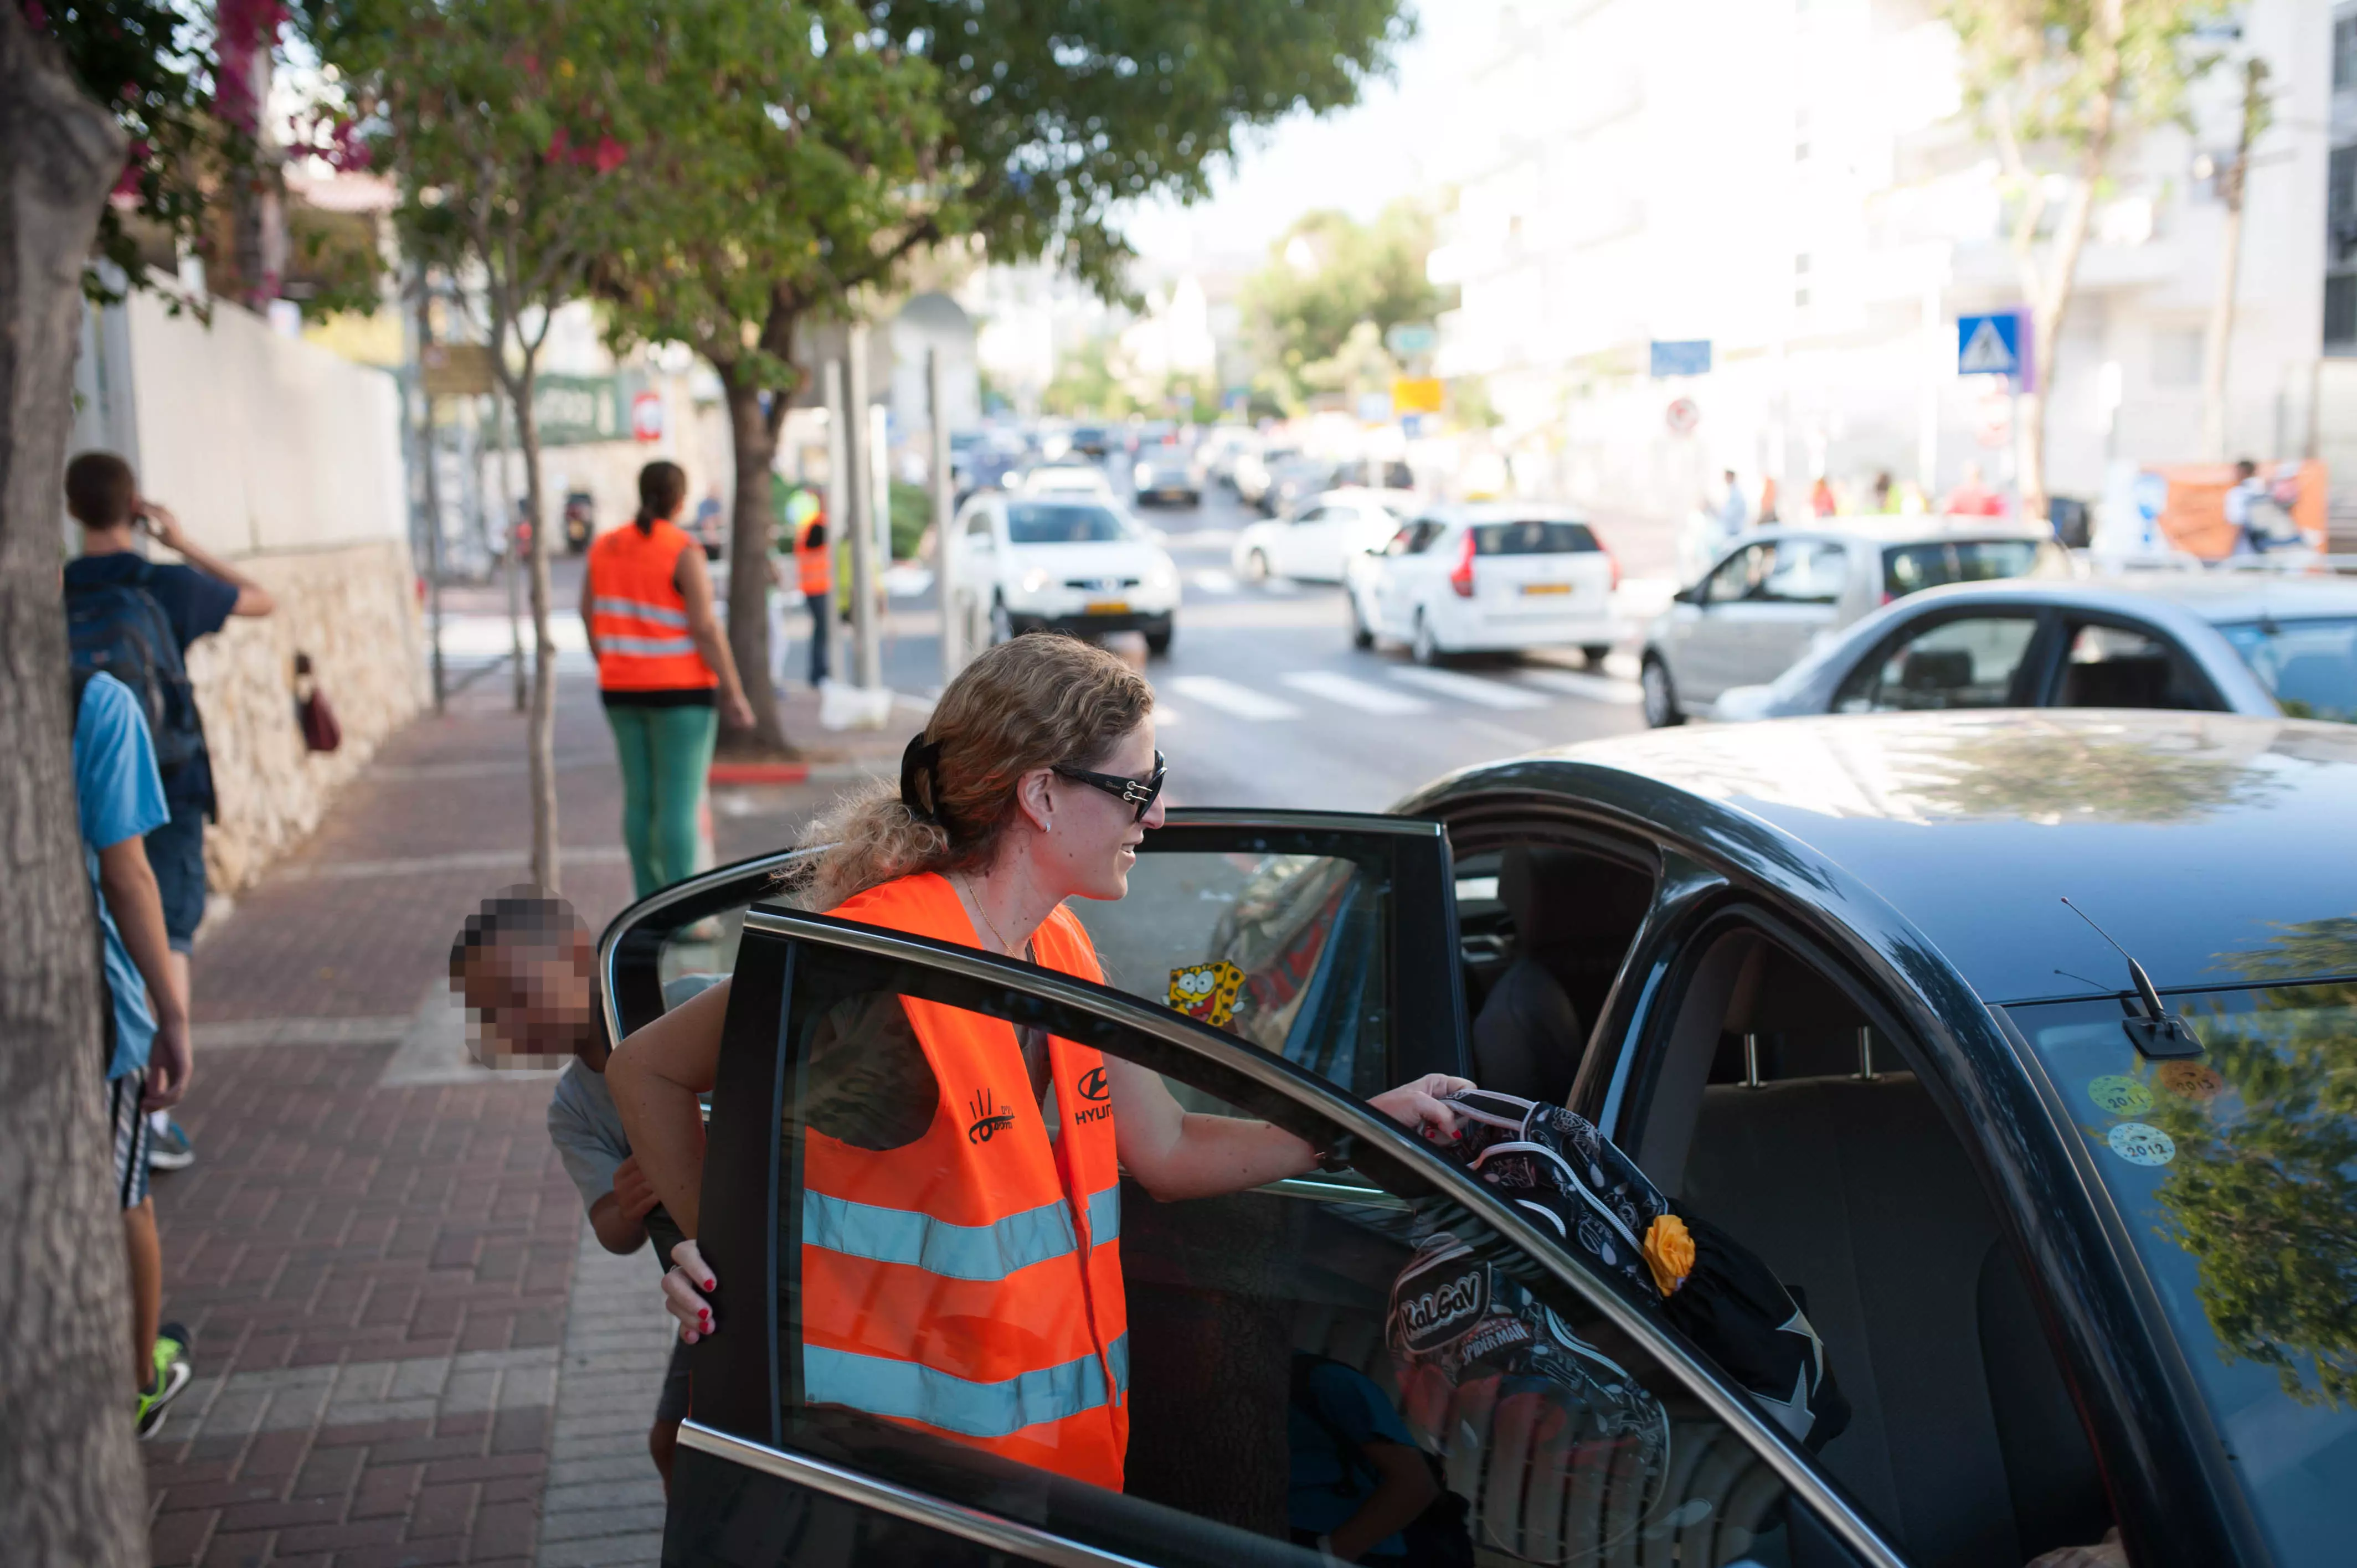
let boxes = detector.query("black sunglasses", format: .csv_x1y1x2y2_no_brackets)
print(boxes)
1051,749,1166,822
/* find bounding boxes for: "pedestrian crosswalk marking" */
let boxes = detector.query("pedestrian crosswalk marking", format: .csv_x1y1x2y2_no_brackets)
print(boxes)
1190,570,1238,594
1516,668,1644,706
1164,675,1304,721
1387,667,1551,710
1280,672,1431,715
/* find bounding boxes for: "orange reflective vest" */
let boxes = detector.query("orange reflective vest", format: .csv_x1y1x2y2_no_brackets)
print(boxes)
793,512,832,596
805,872,1129,1488
586,519,718,693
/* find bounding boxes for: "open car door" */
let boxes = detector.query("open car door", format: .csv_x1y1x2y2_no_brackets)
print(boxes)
662,906,1909,1568
598,809,1469,1091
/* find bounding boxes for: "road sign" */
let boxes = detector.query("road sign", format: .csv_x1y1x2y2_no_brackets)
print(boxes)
1400,414,1427,440
1385,323,1439,359
631,390,664,442
1665,396,1700,435
1391,376,1444,415
420,343,496,398
1649,339,1712,378
1958,312,2030,386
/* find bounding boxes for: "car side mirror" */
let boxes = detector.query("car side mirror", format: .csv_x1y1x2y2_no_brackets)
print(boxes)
1672,585,1700,605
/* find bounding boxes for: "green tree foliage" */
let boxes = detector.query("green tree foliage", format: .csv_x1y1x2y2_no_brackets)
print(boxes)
307,0,649,885
1943,0,2224,506
2143,974,2357,1407
1239,199,1448,412
30,0,231,307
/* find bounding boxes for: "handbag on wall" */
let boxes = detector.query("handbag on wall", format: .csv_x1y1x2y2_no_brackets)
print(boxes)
294,652,343,754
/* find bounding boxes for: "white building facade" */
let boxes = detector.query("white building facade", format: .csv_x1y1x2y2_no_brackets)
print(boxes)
1432,0,2355,537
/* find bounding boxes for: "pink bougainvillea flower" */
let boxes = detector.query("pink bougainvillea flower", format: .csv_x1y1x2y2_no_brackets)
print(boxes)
591,135,627,174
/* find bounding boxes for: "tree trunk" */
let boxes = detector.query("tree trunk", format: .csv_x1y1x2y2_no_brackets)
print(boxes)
508,361,561,890
0,12,151,1566
717,364,794,755
2200,192,2245,463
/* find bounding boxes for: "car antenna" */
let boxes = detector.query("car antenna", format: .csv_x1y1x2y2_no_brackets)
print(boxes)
2060,898,2204,1059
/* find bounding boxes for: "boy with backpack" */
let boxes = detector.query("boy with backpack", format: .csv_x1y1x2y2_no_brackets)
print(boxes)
64,452,275,1170
71,665,198,1435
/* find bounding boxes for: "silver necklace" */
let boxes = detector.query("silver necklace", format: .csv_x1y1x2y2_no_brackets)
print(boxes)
959,873,1020,955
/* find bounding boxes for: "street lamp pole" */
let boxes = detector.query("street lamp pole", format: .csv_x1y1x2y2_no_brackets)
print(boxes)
845,321,881,690
930,348,959,684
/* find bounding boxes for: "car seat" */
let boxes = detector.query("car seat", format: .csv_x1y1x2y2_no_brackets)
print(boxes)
1471,848,1649,1106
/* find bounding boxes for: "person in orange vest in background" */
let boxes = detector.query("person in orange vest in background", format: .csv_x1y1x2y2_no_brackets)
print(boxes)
607,635,1474,1492
580,461,755,899
788,485,832,687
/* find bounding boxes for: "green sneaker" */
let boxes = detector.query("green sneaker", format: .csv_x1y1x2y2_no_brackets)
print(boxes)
136,1323,193,1439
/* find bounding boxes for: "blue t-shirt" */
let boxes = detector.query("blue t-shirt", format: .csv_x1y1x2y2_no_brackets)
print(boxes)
63,552,238,811
1288,1357,1422,1555
75,673,171,1079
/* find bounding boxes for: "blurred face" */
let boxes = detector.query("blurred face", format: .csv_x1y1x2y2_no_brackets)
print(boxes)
460,927,597,1069
1022,718,1164,904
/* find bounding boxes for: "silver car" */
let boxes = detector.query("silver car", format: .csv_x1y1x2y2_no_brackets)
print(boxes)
1709,574,2357,724
1640,519,2067,727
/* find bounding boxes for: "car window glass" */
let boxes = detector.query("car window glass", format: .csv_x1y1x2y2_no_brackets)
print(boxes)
1383,527,1416,557
1064,850,1393,1101
2216,616,2357,723
1758,540,1847,605
1470,520,1598,556
1702,544,1773,605
1292,507,1330,527
1834,615,2040,713
965,511,992,537
2010,984,2357,1567
2055,621,2217,710
1405,522,1446,555
752,933,1861,1568
1007,502,1126,545
1880,539,2061,599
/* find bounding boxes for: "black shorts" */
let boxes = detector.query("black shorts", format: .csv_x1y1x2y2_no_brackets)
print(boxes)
146,804,207,953
108,1070,152,1210
655,1338,692,1426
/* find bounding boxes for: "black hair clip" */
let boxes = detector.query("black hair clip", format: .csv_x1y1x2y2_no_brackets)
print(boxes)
899,733,949,829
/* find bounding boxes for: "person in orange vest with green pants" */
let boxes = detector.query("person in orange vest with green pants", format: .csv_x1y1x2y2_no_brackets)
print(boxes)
580,461,754,899
608,634,1473,1490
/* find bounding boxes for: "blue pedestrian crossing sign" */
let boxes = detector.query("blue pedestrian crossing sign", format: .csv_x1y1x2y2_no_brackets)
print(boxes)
1958,312,2024,379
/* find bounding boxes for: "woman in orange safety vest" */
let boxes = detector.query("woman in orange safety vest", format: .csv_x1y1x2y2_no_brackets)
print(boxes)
580,461,755,898
609,633,1473,1492
790,493,831,687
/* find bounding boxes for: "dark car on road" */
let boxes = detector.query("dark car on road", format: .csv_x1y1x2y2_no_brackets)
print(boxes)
603,710,2357,1568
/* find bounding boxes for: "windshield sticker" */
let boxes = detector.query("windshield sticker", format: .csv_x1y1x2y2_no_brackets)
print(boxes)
1169,960,1244,1028
2157,1060,2225,1102
2106,1122,2177,1167
2087,1075,2154,1117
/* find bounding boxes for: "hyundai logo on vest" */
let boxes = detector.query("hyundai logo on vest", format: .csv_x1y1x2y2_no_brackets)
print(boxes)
966,1089,1016,1144
1071,1066,1113,1127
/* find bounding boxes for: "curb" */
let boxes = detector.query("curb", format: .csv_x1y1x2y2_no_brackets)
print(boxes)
709,761,812,785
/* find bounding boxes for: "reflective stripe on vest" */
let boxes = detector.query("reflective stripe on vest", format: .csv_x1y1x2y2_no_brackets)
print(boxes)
586,521,719,692
804,872,1128,1489
805,1332,1130,1441
805,1182,1118,1281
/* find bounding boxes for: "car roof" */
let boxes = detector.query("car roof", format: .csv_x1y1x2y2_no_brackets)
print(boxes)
1409,710,2357,1005
1420,502,1597,525
1731,517,2056,547
1847,574,2357,626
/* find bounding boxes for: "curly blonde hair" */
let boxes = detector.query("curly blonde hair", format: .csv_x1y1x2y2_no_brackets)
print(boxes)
792,635,1154,911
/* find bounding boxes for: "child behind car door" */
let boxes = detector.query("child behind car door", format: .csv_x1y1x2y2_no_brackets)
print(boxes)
449,888,717,1488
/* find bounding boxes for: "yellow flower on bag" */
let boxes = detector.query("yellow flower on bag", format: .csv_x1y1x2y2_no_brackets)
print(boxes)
1643,1214,1695,1297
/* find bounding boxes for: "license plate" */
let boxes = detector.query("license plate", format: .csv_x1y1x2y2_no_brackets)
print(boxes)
1520,582,1573,596
1085,600,1130,614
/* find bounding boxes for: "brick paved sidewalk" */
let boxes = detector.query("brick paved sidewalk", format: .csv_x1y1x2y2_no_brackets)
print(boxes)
146,666,913,1568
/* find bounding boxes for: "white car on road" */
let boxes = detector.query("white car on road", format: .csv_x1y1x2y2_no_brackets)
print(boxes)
1344,503,1620,665
1231,488,1413,583
945,494,1180,656
1017,460,1117,499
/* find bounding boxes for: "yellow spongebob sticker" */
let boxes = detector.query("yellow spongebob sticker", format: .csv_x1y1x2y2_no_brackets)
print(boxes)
1169,960,1246,1029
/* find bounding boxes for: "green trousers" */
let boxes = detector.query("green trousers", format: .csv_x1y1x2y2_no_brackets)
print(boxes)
604,702,718,899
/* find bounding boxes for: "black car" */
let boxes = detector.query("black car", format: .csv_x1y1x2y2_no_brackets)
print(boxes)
603,710,2357,1568
1069,424,1114,458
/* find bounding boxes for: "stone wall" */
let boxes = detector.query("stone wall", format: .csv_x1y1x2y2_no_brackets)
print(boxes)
182,539,429,895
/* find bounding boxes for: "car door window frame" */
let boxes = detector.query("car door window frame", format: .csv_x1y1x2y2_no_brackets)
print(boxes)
598,845,819,1044
686,905,1912,1568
